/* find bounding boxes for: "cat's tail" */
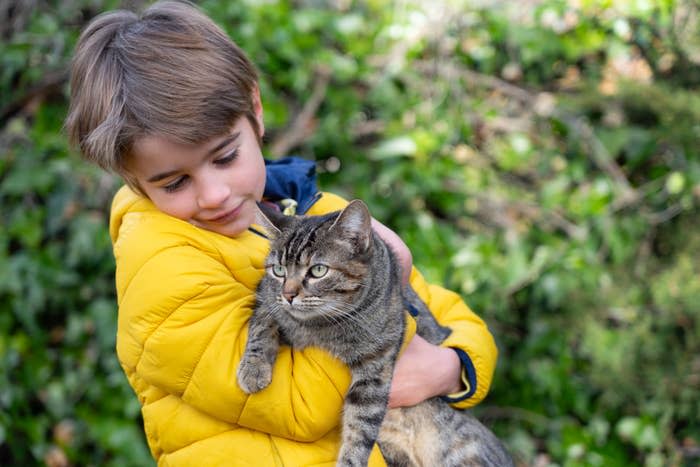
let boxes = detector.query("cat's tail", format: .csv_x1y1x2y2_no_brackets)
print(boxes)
402,285,452,346
379,399,515,467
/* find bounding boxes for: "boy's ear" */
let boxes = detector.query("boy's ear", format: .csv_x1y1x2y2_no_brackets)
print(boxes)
329,199,372,253
255,202,287,238
252,84,265,138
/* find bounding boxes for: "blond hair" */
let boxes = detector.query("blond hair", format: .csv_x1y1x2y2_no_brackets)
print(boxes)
65,0,260,190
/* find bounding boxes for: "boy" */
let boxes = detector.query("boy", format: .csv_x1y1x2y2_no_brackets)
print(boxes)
65,1,498,465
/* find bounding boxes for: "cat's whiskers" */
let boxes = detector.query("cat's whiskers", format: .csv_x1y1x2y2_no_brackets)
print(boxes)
252,303,283,326
321,301,384,346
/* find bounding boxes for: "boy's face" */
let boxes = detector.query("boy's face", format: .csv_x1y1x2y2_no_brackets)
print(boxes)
126,115,266,238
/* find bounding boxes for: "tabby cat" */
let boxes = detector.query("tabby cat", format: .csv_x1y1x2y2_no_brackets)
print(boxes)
237,200,514,467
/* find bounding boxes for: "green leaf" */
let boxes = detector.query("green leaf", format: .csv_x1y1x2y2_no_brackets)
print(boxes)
369,136,416,160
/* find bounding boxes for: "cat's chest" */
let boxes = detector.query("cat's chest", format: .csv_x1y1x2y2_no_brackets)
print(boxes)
279,320,366,361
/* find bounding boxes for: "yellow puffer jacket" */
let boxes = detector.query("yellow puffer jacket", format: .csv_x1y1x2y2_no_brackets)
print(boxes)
110,186,497,466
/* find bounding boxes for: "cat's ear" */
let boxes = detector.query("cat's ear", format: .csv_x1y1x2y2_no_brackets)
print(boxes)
330,199,372,252
255,202,288,238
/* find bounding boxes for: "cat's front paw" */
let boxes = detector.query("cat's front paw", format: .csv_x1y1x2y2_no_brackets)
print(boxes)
237,356,273,394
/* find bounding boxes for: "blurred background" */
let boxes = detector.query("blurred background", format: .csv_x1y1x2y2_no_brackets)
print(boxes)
1,0,699,465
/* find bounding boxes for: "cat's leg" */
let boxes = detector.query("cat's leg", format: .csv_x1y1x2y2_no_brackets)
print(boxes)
336,362,394,467
236,309,280,394
377,408,420,467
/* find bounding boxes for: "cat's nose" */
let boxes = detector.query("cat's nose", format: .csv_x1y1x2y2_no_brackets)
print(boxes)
282,291,297,304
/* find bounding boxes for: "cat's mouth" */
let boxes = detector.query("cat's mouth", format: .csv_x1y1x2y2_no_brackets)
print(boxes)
284,305,319,321
280,299,329,322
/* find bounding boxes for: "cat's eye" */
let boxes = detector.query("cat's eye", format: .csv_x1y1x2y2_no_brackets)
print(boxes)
272,264,286,277
309,264,328,278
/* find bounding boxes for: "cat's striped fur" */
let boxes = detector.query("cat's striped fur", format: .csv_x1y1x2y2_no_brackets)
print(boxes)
237,200,513,466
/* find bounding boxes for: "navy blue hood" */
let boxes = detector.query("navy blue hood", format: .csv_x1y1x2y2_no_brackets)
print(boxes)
263,157,320,215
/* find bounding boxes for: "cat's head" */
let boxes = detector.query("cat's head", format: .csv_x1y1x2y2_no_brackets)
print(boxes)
256,200,373,321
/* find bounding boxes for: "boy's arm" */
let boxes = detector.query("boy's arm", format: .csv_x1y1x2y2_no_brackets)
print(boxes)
370,218,412,284
117,244,350,442
388,333,463,408
407,267,498,409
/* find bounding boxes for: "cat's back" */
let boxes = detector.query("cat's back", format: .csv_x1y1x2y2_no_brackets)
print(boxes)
378,399,514,467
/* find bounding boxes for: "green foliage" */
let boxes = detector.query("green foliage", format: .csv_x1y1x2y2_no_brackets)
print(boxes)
1,99,151,464
2,0,699,465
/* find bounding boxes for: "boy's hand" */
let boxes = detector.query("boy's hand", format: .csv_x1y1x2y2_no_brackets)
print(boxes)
388,334,462,408
371,218,412,284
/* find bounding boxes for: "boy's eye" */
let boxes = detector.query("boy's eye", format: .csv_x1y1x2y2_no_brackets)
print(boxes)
164,176,188,193
214,148,239,166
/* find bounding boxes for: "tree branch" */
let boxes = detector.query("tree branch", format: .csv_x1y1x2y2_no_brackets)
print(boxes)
0,69,67,124
268,67,331,158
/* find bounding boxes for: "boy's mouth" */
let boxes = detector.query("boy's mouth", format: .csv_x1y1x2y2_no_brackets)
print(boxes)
206,203,243,224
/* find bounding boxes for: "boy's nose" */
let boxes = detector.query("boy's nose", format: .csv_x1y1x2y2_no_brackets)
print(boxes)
197,180,230,209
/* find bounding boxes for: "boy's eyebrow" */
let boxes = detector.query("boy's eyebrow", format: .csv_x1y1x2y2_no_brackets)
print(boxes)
146,132,241,183
148,170,180,183
207,131,241,157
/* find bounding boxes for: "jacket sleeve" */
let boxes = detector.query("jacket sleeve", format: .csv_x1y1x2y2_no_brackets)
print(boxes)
116,242,352,443
408,268,498,409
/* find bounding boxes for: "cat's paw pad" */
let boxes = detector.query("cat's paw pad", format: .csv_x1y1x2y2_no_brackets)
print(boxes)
237,357,272,394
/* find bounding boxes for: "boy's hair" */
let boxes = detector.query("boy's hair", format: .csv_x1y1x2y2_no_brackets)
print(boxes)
65,0,260,192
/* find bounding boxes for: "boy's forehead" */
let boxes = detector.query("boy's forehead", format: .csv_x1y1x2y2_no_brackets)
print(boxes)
126,134,201,175
128,134,192,170
132,126,241,159
126,120,252,174
132,133,183,155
